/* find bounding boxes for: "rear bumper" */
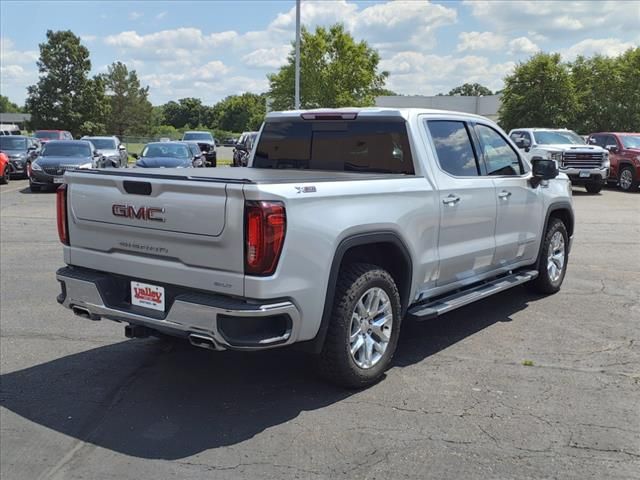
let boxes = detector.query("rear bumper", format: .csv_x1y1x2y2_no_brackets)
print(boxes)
56,266,301,351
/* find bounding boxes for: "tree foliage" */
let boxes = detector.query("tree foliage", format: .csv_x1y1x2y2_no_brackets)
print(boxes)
447,83,493,96
499,48,640,133
161,98,210,129
267,24,388,110
212,93,266,132
102,62,153,137
25,30,108,136
0,95,23,113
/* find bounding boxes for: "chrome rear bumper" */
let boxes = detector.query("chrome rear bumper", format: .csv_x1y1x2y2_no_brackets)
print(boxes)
56,266,301,351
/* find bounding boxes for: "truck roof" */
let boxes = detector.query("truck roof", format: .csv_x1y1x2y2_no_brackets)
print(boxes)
266,107,490,123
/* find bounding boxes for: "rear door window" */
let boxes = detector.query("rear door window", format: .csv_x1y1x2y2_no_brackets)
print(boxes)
426,120,480,177
253,119,414,174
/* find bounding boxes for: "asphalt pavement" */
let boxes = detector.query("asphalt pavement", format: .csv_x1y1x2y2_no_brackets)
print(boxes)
1,179,638,479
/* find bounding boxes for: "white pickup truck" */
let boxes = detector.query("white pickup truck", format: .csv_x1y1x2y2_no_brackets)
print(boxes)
509,128,609,194
56,108,574,388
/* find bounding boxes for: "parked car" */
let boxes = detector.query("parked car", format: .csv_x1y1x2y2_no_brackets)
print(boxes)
587,132,640,192
0,135,40,178
181,131,217,167
82,136,128,167
182,141,207,167
28,140,104,192
509,128,609,194
34,130,73,143
232,131,258,167
133,142,204,168
0,151,9,184
223,137,237,146
55,108,574,388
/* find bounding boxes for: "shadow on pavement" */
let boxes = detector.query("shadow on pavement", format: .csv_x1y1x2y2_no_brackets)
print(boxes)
0,285,540,459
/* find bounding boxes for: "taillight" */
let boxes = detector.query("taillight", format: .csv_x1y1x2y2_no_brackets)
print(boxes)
56,184,69,245
244,201,286,276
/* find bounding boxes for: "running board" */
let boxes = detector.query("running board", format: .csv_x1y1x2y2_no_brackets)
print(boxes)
407,270,539,321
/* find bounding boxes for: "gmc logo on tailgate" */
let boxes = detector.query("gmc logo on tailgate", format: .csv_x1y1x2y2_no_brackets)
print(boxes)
112,204,165,222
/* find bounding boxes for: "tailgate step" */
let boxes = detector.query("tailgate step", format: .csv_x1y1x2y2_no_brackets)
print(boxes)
408,269,539,321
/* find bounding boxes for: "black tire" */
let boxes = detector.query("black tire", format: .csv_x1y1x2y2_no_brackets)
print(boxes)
585,183,602,194
0,166,9,185
618,166,638,192
530,218,569,294
315,263,402,389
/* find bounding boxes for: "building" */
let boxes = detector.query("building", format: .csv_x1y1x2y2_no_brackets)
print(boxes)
0,113,31,131
375,95,502,121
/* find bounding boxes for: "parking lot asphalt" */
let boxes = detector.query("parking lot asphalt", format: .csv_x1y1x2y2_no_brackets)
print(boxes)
1,180,638,480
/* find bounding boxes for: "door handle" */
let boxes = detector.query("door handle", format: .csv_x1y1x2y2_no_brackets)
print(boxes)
498,190,512,199
442,194,461,205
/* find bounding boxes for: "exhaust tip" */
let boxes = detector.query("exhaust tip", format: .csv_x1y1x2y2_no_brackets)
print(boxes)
188,333,220,351
72,305,100,321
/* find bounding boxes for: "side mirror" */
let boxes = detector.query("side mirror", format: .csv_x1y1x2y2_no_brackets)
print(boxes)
118,144,126,150
132,153,139,160
605,145,618,153
514,137,531,150
530,156,558,187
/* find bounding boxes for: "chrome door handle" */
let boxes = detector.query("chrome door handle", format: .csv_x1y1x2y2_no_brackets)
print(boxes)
442,194,461,205
498,190,512,199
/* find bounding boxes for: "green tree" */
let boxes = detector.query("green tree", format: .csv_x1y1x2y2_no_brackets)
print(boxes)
499,53,577,132
212,93,266,132
267,24,388,110
614,48,640,131
447,83,493,96
0,95,23,113
25,30,108,136
102,61,153,137
162,98,207,129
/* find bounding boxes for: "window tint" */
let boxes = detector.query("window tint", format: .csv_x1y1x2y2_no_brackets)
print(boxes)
427,121,479,177
604,135,617,148
253,119,414,174
476,124,523,176
589,135,604,146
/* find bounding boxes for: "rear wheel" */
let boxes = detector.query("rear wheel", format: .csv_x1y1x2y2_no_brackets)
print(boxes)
531,218,568,294
585,183,602,194
0,165,9,184
316,263,402,388
618,166,638,192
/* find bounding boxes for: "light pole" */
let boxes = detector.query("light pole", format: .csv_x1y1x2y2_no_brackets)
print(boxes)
294,0,301,109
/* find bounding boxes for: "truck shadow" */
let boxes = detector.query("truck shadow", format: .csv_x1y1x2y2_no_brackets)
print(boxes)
0,285,540,460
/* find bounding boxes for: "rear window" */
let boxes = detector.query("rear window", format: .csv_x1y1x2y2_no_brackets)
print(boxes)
253,119,414,174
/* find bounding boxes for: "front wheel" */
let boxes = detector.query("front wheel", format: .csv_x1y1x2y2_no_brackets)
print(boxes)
618,166,638,192
585,183,603,194
531,218,569,294
0,165,9,184
316,263,402,388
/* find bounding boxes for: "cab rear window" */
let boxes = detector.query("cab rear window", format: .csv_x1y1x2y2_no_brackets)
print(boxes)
253,119,414,174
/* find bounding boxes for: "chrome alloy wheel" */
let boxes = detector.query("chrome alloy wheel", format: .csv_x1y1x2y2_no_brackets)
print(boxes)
547,231,565,283
349,287,393,369
620,169,633,190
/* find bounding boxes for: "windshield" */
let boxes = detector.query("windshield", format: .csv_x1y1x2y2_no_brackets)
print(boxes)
142,143,190,158
35,131,61,139
183,132,213,141
253,119,414,174
620,135,640,149
86,138,117,150
0,137,27,150
41,143,91,157
533,130,585,145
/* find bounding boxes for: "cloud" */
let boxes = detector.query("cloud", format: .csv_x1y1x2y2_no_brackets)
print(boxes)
561,38,637,60
128,11,143,21
0,37,38,103
80,34,97,43
508,37,540,55
457,32,507,52
242,45,290,69
155,11,167,20
0,37,38,64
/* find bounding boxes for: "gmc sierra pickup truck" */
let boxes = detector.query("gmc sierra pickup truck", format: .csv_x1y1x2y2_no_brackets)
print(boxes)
56,108,574,388
509,128,609,194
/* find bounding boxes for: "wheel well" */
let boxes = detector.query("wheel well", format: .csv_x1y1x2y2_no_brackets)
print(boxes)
339,242,412,312
549,208,573,238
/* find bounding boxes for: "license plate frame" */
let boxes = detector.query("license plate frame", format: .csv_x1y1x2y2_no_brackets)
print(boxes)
53,177,65,184
131,281,165,312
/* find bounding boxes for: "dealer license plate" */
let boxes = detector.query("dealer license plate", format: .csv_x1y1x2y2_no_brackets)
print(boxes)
131,281,165,311
579,170,590,178
53,177,65,184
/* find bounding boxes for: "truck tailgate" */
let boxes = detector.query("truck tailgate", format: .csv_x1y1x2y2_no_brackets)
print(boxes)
64,170,246,296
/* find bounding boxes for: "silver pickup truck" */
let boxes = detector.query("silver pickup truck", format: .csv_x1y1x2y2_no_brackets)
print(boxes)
56,108,574,388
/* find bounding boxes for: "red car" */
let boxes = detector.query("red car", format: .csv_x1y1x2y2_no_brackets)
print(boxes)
0,151,10,184
34,130,73,143
588,132,640,192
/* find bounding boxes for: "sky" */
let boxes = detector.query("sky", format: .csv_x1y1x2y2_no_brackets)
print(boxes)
1,0,639,106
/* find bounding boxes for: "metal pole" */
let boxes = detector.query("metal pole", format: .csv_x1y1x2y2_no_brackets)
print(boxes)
294,0,301,109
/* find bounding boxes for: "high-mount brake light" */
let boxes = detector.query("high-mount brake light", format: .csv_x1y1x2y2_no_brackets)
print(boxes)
300,112,358,120
244,201,286,276
56,184,69,245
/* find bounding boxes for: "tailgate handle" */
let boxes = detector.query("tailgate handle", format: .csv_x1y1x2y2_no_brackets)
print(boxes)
123,181,152,195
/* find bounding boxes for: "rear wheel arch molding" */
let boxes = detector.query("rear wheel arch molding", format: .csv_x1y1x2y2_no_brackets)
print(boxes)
306,231,413,354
